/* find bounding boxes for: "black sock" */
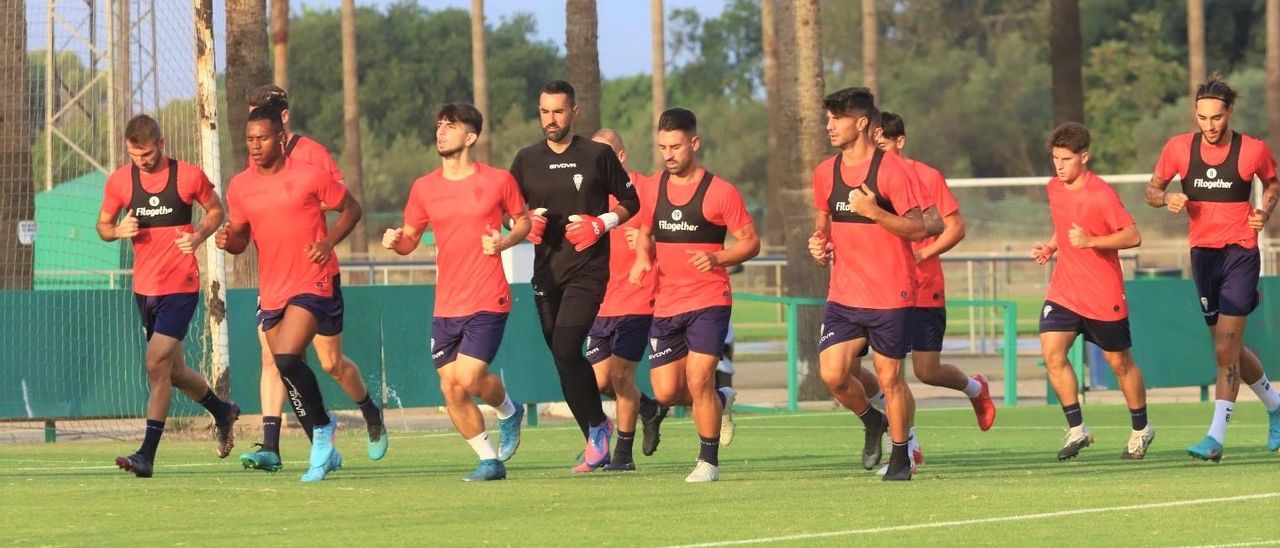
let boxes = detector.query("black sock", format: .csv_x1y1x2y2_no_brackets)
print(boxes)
715,388,727,409
138,420,165,462
716,370,732,390
698,435,720,466
890,440,909,464
285,383,315,441
197,389,231,420
355,395,382,425
615,430,635,460
275,353,331,430
638,393,659,421
1062,403,1083,428
856,405,885,429
1130,406,1148,431
262,416,282,451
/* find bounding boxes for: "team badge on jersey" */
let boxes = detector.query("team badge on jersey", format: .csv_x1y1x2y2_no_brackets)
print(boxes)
573,173,584,191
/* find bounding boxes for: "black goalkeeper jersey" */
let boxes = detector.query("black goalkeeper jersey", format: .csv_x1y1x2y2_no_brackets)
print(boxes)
509,135,639,288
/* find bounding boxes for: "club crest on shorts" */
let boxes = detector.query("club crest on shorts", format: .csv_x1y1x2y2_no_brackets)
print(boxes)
430,337,435,351
650,337,659,351
1201,297,1209,311
1043,304,1052,318
573,173,583,191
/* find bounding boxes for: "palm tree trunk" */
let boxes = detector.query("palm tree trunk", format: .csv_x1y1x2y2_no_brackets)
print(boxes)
471,0,490,164
565,0,602,136
225,0,270,287
1187,0,1206,99
340,0,368,256
651,0,666,174
0,0,34,289
271,0,289,89
861,0,878,98
1049,0,1084,125
1267,0,1280,155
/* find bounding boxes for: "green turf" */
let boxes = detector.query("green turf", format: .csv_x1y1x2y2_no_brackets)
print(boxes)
3,402,1279,545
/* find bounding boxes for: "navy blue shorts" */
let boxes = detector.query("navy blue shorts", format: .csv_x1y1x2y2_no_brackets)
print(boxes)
431,312,509,368
587,314,653,365
908,307,947,352
135,292,198,341
1191,245,1260,325
1039,299,1131,352
258,275,344,337
818,302,911,360
648,306,731,368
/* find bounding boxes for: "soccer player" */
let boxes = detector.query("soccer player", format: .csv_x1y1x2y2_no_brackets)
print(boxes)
873,112,996,472
1145,78,1280,461
630,107,760,482
237,86,386,472
382,104,530,481
806,88,927,481
584,128,670,471
97,114,240,478
508,81,639,472
216,106,362,482
1032,122,1153,460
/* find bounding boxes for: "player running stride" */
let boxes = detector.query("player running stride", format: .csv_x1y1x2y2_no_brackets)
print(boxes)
216,107,361,482
807,88,928,481
584,128,670,471
630,108,760,482
508,81,639,472
1145,78,1280,461
383,104,531,481
98,114,240,477
238,86,386,472
1032,122,1153,461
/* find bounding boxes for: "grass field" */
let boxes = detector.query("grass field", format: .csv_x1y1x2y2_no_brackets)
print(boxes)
4,402,1279,546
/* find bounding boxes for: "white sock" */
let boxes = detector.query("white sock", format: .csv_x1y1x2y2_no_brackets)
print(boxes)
908,427,919,452
869,391,886,410
1207,400,1234,444
962,377,982,399
494,395,516,420
1249,375,1280,412
908,426,917,442
467,432,498,460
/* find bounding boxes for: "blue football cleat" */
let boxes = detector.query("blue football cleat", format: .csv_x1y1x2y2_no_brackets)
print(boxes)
1268,406,1280,452
1187,435,1224,462
367,419,388,461
463,459,507,482
239,444,283,472
302,414,338,482
497,403,524,462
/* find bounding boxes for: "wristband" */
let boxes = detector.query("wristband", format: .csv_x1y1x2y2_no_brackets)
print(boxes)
599,212,620,231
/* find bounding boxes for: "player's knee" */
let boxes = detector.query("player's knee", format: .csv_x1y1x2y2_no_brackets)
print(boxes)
652,383,679,406
875,368,904,392
819,363,852,391
1212,339,1239,366
687,370,714,395
1042,353,1071,371
319,354,348,378
912,362,938,384
608,369,634,392
272,353,305,375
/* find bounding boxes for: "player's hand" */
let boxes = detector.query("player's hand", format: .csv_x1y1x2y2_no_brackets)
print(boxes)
807,231,832,265
913,248,928,264
304,242,332,264
1164,192,1188,213
629,256,652,285
1067,223,1091,249
1031,242,1055,265
565,214,606,252
174,230,201,254
686,249,720,272
624,227,640,250
115,210,139,240
214,224,231,250
381,228,403,250
481,226,503,255
1249,209,1269,232
849,186,882,220
526,208,548,244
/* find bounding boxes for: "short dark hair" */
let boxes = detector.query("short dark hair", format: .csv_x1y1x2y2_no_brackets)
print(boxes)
880,112,906,139
823,87,876,119
437,103,484,136
657,107,697,134
541,80,576,106
1047,122,1090,153
247,105,285,134
124,114,162,145
1195,77,1238,108
248,84,289,109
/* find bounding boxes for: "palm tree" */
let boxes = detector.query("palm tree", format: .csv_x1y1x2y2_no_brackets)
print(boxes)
1187,0,1206,99
0,0,33,289
1267,0,1279,155
789,0,831,400
861,0,878,98
565,0,602,136
762,0,786,250
651,0,666,173
1049,0,1084,125
471,0,490,164
225,0,270,287
341,0,368,256
271,0,289,89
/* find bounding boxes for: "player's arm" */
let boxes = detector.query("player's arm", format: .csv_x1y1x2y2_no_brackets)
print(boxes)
322,192,363,249
808,211,833,265
1068,222,1140,250
915,210,966,263
1249,174,1280,231
484,207,533,256
709,222,761,269
174,191,226,254
628,224,654,285
383,223,424,256
215,219,251,254
96,204,138,242
1031,231,1057,265
849,185,927,241
922,205,944,237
